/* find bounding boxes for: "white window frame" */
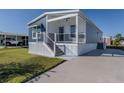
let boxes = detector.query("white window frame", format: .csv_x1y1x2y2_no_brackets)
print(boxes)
69,25,76,41
32,30,37,39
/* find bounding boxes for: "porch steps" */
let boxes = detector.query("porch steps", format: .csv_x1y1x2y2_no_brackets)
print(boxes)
45,34,64,56
55,46,65,56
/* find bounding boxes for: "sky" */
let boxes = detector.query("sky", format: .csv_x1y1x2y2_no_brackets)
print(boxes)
0,9,124,37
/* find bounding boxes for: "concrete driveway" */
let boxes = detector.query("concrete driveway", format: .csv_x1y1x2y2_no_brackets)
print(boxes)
83,49,124,56
28,49,124,83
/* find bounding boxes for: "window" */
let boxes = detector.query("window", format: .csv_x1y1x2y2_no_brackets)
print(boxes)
70,25,76,37
32,30,37,39
31,24,46,39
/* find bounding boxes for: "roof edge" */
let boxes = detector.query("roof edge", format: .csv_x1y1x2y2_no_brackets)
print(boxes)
27,9,80,25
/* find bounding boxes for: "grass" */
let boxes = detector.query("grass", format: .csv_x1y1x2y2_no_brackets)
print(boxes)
0,48,64,83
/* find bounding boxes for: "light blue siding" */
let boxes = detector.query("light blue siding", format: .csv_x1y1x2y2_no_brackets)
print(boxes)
86,22,102,43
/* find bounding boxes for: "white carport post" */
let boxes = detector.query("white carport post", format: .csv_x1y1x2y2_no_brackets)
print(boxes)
16,34,18,47
4,34,6,47
0,35,1,46
25,36,26,46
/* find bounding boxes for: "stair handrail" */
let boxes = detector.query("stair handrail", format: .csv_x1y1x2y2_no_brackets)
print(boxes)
45,33,56,55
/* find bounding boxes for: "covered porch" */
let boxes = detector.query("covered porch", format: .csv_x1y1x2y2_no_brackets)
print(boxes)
46,13,86,44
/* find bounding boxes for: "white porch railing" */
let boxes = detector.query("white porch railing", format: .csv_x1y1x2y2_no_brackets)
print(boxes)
47,33,85,43
56,33,76,43
37,32,85,43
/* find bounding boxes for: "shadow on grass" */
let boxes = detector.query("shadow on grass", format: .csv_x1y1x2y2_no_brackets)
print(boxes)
0,62,45,83
0,57,66,83
24,60,66,83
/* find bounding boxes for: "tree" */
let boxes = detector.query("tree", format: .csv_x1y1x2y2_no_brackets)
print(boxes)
114,33,122,39
113,33,122,46
113,38,120,46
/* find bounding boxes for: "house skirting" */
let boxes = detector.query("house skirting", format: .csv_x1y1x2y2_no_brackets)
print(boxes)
29,42,97,57
78,43,97,55
29,42,54,57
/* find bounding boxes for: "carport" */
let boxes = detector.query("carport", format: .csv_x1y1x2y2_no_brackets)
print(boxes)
0,32,28,47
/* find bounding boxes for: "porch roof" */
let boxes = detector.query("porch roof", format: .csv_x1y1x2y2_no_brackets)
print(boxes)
28,9,103,33
27,9,80,25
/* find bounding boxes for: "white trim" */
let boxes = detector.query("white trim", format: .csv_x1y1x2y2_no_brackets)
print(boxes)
48,14,77,22
46,9,79,15
27,9,79,25
28,25,37,28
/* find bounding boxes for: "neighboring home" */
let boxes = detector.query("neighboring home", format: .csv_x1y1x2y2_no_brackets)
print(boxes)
120,40,124,45
104,36,112,46
28,10,103,57
0,32,28,47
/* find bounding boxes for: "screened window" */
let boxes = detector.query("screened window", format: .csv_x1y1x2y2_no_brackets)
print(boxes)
70,25,76,37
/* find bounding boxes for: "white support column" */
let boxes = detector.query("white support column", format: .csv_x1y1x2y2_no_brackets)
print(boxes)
45,15,48,42
54,33,56,56
46,15,48,35
43,32,46,42
76,14,79,56
84,20,87,43
76,14,79,44
5,34,6,47
36,26,38,42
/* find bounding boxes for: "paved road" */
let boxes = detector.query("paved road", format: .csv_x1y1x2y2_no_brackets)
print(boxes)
28,49,124,83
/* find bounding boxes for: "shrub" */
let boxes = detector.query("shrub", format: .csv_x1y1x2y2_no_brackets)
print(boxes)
107,45,124,51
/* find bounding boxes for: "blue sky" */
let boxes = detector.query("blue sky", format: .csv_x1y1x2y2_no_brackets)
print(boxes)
0,9,124,36
83,9,124,37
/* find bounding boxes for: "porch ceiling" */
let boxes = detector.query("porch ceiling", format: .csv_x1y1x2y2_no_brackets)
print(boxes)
48,14,77,23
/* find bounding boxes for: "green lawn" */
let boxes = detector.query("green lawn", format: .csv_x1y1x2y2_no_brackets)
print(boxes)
0,48,63,83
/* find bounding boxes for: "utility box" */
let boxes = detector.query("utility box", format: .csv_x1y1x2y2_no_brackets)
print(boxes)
97,42,106,49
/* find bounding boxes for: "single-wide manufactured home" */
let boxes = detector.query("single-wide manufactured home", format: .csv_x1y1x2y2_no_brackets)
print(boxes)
28,10,103,57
